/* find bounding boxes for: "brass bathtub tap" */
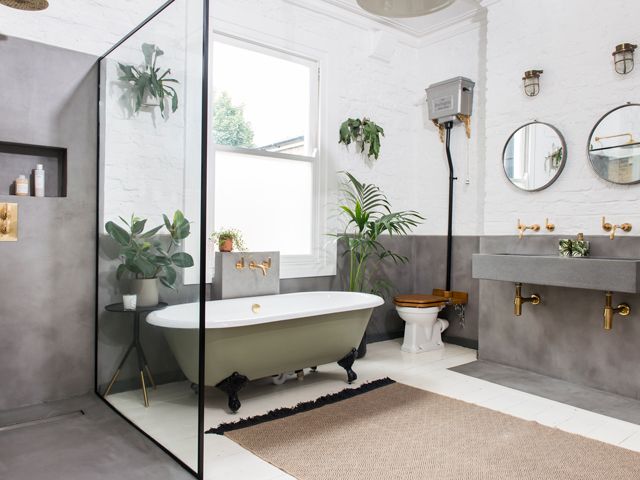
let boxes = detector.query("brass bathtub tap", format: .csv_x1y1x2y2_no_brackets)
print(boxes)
602,216,632,240
603,292,630,330
249,258,272,276
517,219,540,239
514,283,541,316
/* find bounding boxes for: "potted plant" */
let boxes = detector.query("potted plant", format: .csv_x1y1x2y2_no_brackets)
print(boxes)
333,172,423,356
117,43,179,119
105,210,194,307
339,117,385,160
210,228,246,253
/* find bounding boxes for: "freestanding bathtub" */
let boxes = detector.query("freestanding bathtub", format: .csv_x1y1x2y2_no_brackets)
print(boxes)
147,291,383,412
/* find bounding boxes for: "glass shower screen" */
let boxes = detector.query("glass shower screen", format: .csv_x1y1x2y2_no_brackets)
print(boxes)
96,0,208,476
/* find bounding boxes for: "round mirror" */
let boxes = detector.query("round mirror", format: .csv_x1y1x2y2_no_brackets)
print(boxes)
588,103,640,185
502,122,567,191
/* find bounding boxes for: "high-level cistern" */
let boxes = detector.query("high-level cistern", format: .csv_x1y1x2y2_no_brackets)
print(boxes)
514,283,541,316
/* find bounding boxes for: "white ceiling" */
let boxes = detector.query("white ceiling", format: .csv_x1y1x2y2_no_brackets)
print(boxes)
0,0,483,56
320,0,484,37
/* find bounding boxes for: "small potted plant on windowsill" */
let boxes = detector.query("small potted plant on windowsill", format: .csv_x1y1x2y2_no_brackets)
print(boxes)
210,228,246,253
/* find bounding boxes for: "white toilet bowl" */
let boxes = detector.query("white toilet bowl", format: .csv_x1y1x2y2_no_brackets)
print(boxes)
394,294,449,353
396,306,449,353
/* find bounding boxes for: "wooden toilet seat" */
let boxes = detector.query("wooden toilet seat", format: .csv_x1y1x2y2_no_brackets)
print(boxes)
393,294,448,309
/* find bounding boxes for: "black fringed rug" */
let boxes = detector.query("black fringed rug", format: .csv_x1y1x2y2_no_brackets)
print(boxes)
206,377,395,435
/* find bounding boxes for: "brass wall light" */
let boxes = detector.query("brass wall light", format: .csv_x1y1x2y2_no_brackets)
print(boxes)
612,43,637,75
523,70,543,97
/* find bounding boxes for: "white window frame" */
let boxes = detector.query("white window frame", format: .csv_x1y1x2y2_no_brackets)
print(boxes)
205,31,335,281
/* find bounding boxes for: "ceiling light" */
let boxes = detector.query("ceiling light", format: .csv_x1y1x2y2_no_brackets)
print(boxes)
356,0,454,18
0,0,48,11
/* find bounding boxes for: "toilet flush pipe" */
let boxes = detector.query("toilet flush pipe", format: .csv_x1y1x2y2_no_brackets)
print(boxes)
444,121,455,291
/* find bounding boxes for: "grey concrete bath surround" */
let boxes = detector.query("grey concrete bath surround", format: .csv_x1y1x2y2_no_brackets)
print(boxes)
473,253,640,293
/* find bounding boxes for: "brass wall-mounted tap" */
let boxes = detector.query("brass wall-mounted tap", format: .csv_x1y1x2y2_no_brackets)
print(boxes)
603,292,630,330
249,258,272,276
514,283,541,316
602,216,632,240
545,218,555,232
0,203,18,242
517,219,540,239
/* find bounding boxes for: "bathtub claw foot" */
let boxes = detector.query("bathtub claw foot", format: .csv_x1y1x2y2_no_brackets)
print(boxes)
338,348,358,384
216,372,248,413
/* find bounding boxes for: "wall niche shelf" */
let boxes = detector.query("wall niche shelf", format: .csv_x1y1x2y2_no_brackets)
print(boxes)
0,141,67,197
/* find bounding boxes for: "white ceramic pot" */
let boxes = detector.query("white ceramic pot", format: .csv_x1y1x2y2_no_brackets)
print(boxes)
132,278,159,307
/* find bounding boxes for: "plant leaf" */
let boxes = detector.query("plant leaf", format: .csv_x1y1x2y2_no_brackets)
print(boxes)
171,252,194,268
105,221,131,246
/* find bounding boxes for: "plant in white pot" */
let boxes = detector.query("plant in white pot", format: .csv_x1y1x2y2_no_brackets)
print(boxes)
338,117,385,161
105,210,194,307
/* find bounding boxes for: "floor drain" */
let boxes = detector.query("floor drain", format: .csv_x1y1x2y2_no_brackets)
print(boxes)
0,410,85,433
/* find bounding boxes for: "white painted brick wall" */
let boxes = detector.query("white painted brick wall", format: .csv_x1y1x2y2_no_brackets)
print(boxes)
8,0,640,239
482,0,640,236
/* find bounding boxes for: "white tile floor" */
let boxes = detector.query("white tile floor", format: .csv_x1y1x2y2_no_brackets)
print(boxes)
108,339,640,479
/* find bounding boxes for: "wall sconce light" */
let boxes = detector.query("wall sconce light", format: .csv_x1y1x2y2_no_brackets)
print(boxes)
523,70,543,97
612,43,637,75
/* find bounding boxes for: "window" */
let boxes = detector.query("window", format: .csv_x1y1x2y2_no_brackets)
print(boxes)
209,35,333,278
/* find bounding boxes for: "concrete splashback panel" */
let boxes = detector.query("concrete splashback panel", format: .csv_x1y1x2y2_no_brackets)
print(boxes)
213,251,280,300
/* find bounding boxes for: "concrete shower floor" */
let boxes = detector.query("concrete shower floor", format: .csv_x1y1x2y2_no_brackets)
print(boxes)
0,394,193,480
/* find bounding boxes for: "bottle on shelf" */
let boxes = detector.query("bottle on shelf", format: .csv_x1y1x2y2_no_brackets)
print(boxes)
34,164,45,197
15,175,28,196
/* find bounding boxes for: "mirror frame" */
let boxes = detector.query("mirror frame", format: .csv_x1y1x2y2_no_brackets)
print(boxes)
587,102,640,185
502,121,568,192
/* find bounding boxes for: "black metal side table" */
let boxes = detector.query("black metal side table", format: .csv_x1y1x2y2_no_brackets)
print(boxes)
103,302,168,407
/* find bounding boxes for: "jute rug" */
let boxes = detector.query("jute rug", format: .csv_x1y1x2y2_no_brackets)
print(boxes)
208,378,640,480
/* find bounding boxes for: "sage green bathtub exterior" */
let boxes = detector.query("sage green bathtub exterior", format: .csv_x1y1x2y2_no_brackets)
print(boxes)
162,308,373,386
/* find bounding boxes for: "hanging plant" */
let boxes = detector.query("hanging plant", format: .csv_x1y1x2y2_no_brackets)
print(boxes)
118,43,179,119
339,117,385,160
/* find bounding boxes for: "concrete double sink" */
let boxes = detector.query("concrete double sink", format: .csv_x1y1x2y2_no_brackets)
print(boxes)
472,253,640,293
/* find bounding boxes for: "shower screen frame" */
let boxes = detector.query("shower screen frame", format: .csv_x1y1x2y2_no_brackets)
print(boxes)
94,1,210,478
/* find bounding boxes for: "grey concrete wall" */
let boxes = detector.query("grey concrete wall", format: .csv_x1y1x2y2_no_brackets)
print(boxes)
0,37,98,410
478,236,640,399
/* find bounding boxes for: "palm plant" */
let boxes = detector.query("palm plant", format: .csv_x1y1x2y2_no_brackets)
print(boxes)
335,172,424,295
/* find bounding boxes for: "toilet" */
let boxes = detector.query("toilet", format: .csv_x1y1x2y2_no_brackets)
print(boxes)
393,294,450,353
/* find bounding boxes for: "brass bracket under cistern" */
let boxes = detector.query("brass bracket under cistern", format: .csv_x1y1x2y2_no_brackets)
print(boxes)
602,216,632,240
603,292,630,330
517,219,540,239
514,283,541,316
249,257,272,276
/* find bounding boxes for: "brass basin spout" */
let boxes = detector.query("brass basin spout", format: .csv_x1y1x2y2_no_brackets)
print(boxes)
603,291,630,330
249,258,272,276
514,283,541,316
